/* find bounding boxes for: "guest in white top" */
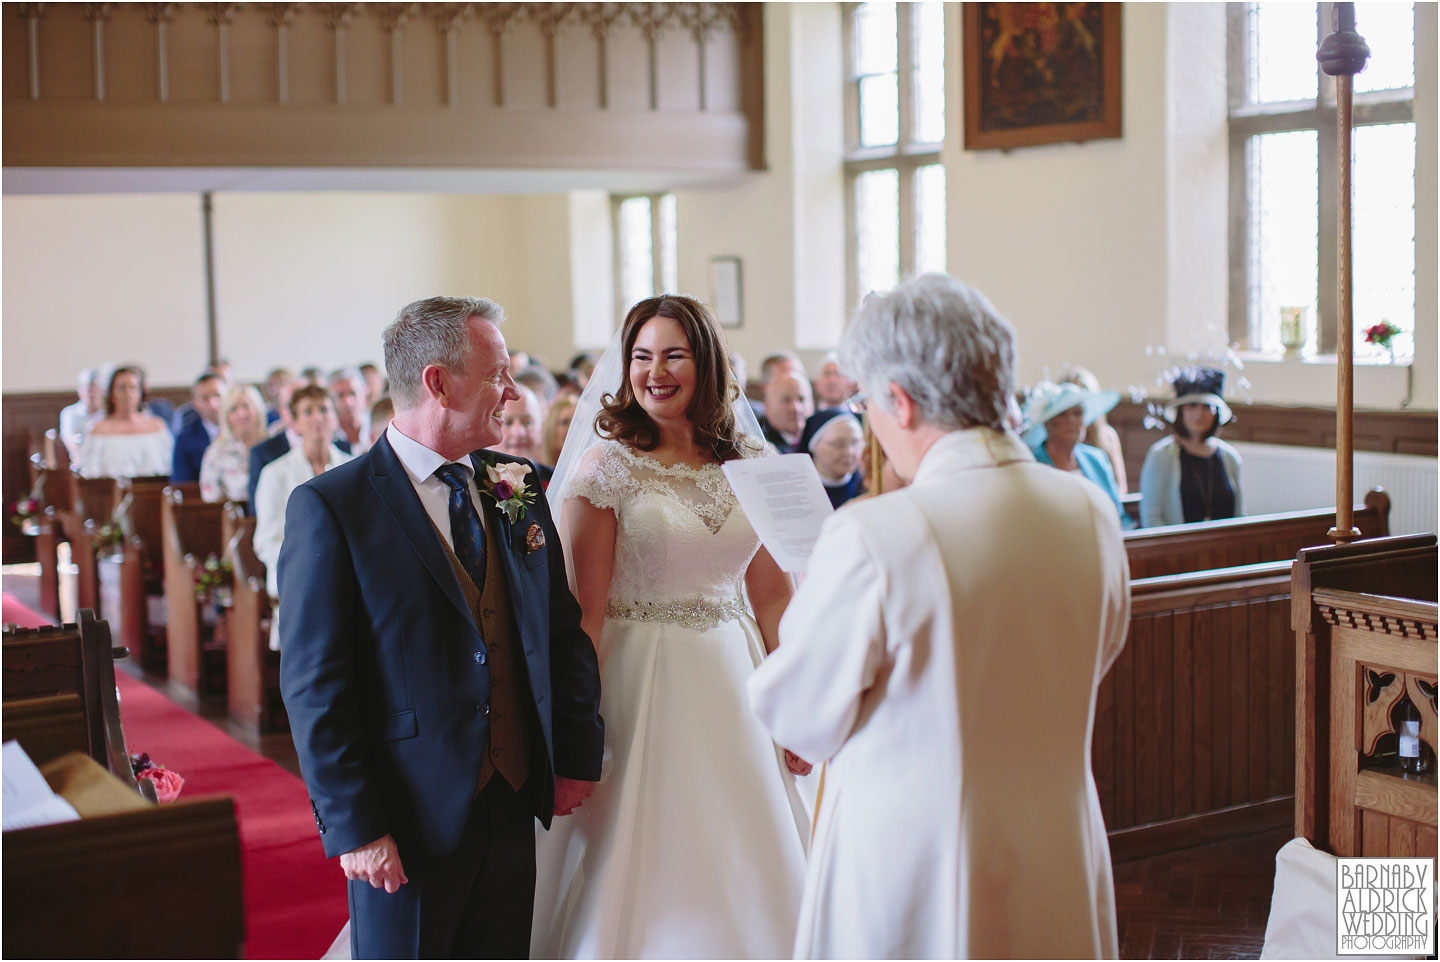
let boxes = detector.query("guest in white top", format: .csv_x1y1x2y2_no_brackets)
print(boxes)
199,384,269,504
74,365,173,479
748,274,1129,959
58,365,108,459
254,385,353,642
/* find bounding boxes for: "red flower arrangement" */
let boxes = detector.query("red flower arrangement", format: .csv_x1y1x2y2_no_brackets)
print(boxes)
130,752,185,803
1364,321,1401,349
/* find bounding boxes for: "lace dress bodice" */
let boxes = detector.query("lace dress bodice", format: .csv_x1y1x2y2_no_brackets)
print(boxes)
567,440,764,631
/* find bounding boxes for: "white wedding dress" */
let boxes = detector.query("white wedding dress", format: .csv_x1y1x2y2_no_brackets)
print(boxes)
531,440,810,960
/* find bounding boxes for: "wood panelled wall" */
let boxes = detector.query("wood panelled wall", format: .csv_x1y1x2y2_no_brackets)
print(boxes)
1108,401,1437,493
4,3,764,172
1097,564,1295,859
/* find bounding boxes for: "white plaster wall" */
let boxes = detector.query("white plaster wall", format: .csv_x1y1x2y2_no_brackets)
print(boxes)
2,193,209,391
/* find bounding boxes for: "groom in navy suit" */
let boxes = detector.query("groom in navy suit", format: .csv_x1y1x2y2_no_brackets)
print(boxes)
279,296,604,959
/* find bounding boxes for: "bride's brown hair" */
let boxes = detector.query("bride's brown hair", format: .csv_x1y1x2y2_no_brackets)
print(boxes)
596,295,746,463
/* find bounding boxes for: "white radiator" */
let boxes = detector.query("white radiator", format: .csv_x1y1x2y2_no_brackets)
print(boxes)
1232,442,1437,536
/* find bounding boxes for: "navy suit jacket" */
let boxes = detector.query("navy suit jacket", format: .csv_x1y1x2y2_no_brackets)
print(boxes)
277,436,604,861
170,418,215,483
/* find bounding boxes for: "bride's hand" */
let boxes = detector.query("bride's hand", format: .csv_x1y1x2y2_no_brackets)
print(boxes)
784,750,813,776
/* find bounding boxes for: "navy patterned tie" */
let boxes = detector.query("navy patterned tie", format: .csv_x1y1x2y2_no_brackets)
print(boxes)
434,463,486,587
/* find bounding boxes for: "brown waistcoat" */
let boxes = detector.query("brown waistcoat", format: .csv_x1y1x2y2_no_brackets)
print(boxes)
433,510,540,796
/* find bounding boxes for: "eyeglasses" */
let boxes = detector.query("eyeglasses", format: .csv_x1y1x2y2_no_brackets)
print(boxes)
846,391,868,415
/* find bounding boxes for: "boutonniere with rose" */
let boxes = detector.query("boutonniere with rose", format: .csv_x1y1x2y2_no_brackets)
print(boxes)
480,459,536,523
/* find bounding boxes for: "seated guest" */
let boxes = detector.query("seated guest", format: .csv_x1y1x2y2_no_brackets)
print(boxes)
760,370,815,453
508,350,532,375
568,350,599,386
253,385,353,648
800,408,866,508
248,375,339,505
554,371,584,403
358,362,386,406
1139,366,1243,527
759,350,804,384
75,365,173,479
1023,380,1128,525
119,363,173,426
59,366,107,458
814,352,857,410
542,395,577,469
496,384,553,482
170,373,226,483
171,360,232,434
328,367,371,454
262,367,294,425
516,364,559,407
1062,365,1128,493
199,384,268,503
368,396,394,448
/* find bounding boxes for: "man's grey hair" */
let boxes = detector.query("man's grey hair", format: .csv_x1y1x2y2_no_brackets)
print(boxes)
838,274,1017,432
76,367,99,390
515,365,558,404
327,366,364,389
383,296,505,408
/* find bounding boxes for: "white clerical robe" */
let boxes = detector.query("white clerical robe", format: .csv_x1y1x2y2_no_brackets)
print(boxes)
748,427,1129,960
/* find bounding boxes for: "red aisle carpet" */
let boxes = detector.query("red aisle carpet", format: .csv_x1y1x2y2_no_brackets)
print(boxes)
3,594,348,960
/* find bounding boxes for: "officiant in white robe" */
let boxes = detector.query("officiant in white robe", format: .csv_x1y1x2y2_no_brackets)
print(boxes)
749,274,1130,960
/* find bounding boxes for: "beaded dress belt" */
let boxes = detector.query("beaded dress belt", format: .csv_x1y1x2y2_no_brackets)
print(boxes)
606,595,749,632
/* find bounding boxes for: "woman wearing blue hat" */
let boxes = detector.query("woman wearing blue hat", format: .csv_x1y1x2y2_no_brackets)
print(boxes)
799,407,867,508
1138,366,1243,527
1023,380,1128,525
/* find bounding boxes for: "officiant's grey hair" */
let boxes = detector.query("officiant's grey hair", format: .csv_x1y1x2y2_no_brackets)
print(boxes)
384,296,507,408
839,274,1016,433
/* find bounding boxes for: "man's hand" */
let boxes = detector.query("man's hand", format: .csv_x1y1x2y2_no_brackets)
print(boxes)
784,749,813,776
553,776,596,816
339,834,409,893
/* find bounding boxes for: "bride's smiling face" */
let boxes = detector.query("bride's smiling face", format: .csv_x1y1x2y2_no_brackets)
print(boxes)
629,315,697,424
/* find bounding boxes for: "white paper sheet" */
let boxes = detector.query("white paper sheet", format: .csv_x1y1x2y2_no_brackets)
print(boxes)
2,740,79,831
722,454,835,573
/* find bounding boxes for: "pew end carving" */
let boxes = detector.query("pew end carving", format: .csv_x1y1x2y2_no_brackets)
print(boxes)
162,486,228,697
1293,535,1438,859
224,502,284,734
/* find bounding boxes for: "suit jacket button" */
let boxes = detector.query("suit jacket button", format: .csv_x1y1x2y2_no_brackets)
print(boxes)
474,651,486,665
482,703,491,716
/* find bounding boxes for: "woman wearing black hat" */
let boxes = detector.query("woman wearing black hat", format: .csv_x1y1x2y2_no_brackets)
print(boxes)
1138,367,1244,527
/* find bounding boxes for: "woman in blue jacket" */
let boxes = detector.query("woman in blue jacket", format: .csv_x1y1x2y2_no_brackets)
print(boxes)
1023,380,1130,527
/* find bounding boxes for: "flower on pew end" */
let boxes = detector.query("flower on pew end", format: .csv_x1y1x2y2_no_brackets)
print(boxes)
8,498,40,531
130,753,185,803
192,552,234,602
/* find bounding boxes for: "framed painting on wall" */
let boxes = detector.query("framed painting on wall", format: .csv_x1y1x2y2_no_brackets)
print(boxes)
709,256,743,329
963,2,1123,151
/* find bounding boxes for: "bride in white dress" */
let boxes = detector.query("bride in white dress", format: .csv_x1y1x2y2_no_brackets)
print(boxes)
533,294,811,959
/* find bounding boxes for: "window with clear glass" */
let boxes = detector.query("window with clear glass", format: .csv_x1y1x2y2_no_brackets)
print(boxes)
844,1,946,307
1229,3,1416,363
613,193,680,320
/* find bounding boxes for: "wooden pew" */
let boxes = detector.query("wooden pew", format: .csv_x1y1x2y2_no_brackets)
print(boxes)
224,503,286,734
1124,489,1389,579
1097,560,1297,860
113,476,187,670
3,757,245,958
26,430,71,621
63,475,122,617
162,486,228,697
1,609,151,800
1293,534,1437,859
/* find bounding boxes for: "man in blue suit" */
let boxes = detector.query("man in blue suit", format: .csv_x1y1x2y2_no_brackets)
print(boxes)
279,296,604,959
170,373,225,483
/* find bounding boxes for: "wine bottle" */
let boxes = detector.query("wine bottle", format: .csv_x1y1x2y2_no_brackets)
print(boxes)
1399,700,1422,775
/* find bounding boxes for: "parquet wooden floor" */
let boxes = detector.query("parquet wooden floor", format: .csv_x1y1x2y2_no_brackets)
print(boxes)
1114,827,1289,959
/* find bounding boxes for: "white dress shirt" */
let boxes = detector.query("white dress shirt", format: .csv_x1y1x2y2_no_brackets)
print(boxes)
385,422,488,553
254,442,353,603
